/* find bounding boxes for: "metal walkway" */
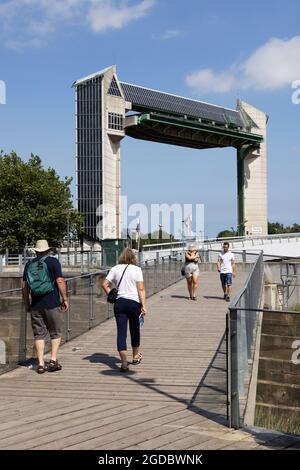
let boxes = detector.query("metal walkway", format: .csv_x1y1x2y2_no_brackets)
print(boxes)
0,273,299,450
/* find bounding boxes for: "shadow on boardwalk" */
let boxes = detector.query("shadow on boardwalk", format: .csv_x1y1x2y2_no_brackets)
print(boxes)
83,334,228,429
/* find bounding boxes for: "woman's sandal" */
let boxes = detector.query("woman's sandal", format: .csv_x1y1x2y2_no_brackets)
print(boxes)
36,364,47,374
120,363,129,373
132,353,143,365
48,360,62,372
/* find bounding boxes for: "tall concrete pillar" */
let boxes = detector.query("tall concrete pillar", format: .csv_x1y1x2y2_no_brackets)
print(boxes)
237,100,268,236
99,66,126,239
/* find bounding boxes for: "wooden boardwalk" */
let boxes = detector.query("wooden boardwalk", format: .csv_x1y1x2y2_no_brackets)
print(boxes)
1,272,300,450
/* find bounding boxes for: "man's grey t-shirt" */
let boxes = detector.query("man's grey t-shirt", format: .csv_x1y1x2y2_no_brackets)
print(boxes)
23,256,63,310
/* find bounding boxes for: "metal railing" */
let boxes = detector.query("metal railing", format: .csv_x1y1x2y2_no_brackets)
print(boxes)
227,251,264,428
0,256,182,375
141,233,300,252
204,232,300,251
0,248,102,272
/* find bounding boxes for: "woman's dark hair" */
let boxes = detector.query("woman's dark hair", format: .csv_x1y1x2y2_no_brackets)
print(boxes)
118,247,137,265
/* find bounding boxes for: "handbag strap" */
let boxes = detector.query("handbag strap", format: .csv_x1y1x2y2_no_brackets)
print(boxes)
117,264,130,289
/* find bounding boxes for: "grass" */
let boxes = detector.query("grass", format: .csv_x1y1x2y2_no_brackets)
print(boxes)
291,304,300,312
255,406,300,435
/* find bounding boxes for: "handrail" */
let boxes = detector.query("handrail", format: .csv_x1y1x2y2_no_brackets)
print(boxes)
229,251,263,308
229,307,300,315
227,251,264,428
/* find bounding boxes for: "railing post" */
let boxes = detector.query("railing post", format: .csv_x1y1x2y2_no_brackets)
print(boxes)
229,308,240,428
242,250,246,263
80,250,84,274
65,280,71,342
5,248,8,266
226,312,230,422
0,255,2,273
18,304,28,365
57,248,62,265
154,258,158,294
89,274,95,329
18,254,23,274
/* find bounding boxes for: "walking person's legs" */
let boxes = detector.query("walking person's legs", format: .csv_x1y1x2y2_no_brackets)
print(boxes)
225,273,233,301
128,301,141,363
50,338,61,362
186,276,193,298
220,274,227,299
31,310,48,373
45,308,63,371
114,301,129,370
191,272,199,300
35,339,46,367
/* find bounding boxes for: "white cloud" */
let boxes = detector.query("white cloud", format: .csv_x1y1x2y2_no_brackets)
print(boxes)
186,67,238,94
6,37,46,50
0,0,155,49
88,0,155,33
160,29,184,40
186,36,300,95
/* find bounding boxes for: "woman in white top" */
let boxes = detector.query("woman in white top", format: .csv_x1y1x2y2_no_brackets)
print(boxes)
184,243,200,301
102,248,147,372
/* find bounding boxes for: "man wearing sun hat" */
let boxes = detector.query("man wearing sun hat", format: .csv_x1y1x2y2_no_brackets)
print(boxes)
22,240,68,374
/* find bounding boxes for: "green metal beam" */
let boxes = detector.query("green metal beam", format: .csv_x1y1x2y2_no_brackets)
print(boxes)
137,112,263,147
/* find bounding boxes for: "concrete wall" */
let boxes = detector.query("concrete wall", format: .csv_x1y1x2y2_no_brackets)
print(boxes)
255,310,300,435
100,66,126,239
238,100,268,236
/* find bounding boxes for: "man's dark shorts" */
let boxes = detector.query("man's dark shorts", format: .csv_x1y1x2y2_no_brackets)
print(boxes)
220,273,233,286
31,308,63,340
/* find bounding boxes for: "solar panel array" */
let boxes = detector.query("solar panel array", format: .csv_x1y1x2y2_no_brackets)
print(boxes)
120,82,244,128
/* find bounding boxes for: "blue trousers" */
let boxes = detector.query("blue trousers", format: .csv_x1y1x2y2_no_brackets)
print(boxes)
114,298,141,351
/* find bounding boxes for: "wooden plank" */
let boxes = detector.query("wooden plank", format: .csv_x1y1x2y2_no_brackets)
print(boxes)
3,272,282,451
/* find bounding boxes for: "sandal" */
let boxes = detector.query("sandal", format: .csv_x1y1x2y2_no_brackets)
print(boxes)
47,360,62,372
132,353,143,365
36,364,47,374
120,363,129,373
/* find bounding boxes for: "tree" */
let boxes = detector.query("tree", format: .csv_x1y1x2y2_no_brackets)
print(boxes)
217,228,238,238
268,222,285,234
0,151,83,249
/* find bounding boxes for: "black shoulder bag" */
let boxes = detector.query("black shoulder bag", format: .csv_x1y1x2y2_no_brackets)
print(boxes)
107,264,129,304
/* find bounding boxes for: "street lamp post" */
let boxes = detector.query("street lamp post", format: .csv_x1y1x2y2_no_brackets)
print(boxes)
158,224,163,243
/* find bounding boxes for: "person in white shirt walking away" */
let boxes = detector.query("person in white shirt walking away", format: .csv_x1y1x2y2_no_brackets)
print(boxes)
102,248,147,372
217,242,236,302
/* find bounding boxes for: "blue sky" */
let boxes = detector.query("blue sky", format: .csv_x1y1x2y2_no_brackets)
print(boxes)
0,0,300,237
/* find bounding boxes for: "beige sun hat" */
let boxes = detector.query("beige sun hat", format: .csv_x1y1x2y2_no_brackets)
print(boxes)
33,240,51,253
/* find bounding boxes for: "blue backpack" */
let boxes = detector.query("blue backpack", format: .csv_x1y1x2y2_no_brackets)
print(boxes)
26,256,54,296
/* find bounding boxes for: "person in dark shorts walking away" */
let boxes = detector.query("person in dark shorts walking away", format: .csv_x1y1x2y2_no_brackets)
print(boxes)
102,248,147,372
22,240,69,374
217,242,236,302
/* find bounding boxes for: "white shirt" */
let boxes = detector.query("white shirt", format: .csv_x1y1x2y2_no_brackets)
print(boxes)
218,251,235,274
106,264,143,303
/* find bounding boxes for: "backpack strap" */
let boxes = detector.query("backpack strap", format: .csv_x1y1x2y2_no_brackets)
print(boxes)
117,264,129,289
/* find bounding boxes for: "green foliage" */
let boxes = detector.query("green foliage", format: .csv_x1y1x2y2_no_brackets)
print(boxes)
268,222,300,234
0,151,83,249
217,229,238,238
291,304,300,313
218,222,300,238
